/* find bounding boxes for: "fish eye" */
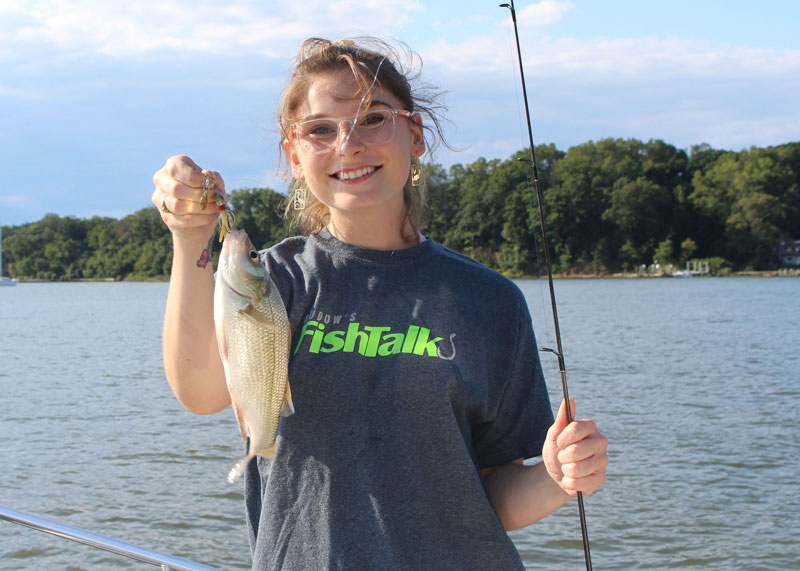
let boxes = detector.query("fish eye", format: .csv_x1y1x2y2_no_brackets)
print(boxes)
249,249,258,259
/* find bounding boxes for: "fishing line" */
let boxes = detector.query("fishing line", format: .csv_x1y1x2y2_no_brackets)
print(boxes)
498,2,593,569
500,6,578,559
501,12,554,353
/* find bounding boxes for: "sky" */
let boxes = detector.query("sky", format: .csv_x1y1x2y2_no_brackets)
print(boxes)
1,0,798,226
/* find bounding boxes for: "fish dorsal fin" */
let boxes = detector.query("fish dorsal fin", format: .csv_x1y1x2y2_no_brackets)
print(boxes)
281,380,295,417
239,303,278,328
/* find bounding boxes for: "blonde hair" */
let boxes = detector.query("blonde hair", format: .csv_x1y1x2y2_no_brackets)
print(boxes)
277,38,450,237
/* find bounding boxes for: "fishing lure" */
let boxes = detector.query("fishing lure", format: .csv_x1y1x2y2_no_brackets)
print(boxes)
200,172,212,211
216,193,235,242
201,172,235,242
499,2,593,569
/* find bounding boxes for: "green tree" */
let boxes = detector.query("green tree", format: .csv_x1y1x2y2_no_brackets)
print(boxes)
602,176,675,266
679,237,698,262
5,215,88,280
4,139,797,278
653,238,675,267
424,163,455,239
228,187,288,250
545,139,646,272
442,157,499,264
691,147,795,267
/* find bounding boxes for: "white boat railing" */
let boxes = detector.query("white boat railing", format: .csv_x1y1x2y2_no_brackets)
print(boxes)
0,504,223,571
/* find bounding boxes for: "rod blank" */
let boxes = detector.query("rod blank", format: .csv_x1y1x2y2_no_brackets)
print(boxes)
499,1,593,569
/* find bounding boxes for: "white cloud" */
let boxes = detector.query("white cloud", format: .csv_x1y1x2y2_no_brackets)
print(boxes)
0,0,420,58
424,29,800,81
516,0,574,28
8,0,796,83
7,2,286,56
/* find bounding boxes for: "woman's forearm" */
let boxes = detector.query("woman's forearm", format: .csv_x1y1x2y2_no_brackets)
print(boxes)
162,233,229,414
483,460,571,531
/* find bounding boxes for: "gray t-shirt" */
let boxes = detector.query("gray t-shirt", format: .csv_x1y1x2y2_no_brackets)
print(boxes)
245,230,554,570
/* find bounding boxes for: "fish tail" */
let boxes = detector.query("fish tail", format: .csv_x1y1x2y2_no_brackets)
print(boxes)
226,442,277,483
226,453,254,484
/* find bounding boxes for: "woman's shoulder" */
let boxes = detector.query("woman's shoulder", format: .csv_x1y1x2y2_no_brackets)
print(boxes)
428,240,525,299
257,235,314,284
262,234,311,262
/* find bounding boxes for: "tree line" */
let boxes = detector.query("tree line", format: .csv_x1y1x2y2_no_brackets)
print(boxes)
3,138,799,281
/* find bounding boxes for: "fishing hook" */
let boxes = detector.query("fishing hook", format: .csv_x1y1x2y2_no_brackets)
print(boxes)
499,2,593,569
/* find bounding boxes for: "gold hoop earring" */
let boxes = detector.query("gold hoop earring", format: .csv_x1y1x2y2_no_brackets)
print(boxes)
411,163,422,187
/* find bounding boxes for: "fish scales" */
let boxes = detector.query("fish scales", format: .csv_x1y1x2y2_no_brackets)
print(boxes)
222,296,289,424
214,229,293,484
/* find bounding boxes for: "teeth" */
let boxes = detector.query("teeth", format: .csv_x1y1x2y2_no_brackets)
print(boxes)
338,166,375,180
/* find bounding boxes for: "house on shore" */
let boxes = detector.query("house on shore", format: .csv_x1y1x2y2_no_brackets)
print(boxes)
778,240,800,267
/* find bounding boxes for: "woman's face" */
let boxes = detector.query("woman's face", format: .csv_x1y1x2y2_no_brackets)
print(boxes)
285,71,425,224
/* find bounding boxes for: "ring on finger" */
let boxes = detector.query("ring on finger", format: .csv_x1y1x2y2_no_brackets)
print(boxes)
161,197,171,214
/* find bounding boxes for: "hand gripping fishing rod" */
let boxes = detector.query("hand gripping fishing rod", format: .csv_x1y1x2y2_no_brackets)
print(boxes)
499,2,593,569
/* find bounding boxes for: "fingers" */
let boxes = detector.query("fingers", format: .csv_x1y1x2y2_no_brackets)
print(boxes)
152,156,227,231
559,463,607,498
547,399,609,497
164,155,204,187
557,427,608,496
553,398,576,432
556,416,598,451
152,196,219,230
559,440,608,478
154,158,224,202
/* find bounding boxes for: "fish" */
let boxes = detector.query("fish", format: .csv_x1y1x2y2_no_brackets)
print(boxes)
213,228,294,484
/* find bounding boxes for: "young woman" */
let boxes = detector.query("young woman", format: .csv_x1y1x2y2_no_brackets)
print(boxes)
152,38,608,570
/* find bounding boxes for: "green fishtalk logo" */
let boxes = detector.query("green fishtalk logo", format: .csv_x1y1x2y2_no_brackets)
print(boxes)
294,320,456,359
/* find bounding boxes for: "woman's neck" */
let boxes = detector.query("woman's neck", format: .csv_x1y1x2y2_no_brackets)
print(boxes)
327,211,419,251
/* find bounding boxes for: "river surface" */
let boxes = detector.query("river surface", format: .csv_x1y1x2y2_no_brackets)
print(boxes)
1,278,798,570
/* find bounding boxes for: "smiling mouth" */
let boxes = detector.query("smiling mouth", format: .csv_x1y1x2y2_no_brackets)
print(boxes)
333,166,379,181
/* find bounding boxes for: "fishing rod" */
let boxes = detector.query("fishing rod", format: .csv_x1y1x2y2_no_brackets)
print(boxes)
498,1,593,569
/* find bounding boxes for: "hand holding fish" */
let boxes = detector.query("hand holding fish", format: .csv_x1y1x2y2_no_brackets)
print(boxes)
542,399,608,498
152,155,227,240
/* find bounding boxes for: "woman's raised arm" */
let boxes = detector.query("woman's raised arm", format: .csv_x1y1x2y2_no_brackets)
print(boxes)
151,155,230,414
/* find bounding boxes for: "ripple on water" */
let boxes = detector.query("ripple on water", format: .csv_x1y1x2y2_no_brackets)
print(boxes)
3,280,798,571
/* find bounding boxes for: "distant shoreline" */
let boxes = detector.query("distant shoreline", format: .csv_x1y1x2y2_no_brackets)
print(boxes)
11,269,798,283
534,270,799,280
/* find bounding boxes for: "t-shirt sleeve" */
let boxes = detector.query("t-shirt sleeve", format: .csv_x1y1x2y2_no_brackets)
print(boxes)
472,294,555,469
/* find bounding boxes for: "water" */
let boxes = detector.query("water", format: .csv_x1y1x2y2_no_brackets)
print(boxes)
1,278,798,570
